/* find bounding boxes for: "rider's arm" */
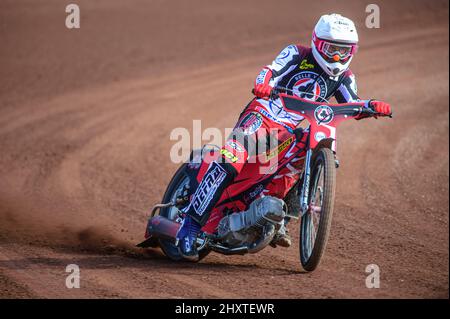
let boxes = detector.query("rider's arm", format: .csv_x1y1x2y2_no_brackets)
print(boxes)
334,70,372,120
266,44,301,86
254,44,301,93
335,70,392,118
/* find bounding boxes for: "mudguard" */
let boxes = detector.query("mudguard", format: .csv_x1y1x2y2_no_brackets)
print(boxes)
312,138,334,158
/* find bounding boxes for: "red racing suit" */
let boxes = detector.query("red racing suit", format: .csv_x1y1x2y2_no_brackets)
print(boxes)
185,44,370,227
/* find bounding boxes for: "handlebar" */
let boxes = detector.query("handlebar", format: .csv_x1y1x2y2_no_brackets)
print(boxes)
252,86,393,119
359,106,393,118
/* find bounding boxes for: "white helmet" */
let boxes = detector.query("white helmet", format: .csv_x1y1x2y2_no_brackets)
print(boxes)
311,14,359,77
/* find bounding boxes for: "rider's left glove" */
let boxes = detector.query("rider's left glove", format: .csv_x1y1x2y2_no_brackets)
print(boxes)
369,100,392,116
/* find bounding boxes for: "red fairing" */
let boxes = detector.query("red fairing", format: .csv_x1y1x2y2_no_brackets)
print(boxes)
194,96,376,235
278,94,366,150
200,99,310,234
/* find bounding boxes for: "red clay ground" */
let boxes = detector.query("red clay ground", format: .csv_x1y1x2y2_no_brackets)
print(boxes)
0,0,448,298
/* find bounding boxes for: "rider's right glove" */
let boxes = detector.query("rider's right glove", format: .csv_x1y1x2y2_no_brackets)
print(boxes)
254,84,273,98
369,100,392,116
253,67,273,99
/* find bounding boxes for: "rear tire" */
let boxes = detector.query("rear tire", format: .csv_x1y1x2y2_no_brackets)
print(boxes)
299,148,336,272
158,164,211,262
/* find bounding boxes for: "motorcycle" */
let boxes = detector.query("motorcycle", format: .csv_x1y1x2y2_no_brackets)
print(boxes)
137,87,391,271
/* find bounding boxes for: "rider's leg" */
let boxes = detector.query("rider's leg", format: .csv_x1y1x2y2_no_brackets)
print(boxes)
176,112,262,259
176,161,238,260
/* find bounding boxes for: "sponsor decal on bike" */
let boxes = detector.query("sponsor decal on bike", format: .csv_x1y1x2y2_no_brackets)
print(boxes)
192,162,227,216
243,184,265,204
314,131,327,142
314,105,334,125
220,149,239,163
299,59,315,70
287,71,327,101
249,184,264,199
226,141,245,152
284,141,297,158
237,112,263,135
263,136,294,162
256,107,294,132
188,153,202,169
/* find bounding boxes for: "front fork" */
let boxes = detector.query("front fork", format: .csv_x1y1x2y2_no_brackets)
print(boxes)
299,149,312,217
299,147,339,218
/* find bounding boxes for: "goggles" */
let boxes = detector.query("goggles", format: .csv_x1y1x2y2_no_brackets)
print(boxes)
313,32,358,63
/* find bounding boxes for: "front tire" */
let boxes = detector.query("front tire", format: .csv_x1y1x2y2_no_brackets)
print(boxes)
299,148,336,272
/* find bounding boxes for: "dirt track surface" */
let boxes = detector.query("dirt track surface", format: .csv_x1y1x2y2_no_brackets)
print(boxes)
0,0,448,298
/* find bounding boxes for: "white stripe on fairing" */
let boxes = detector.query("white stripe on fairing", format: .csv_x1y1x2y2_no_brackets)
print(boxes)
273,163,301,180
291,156,306,162
320,124,337,151
321,124,336,139
286,163,301,177
257,98,305,127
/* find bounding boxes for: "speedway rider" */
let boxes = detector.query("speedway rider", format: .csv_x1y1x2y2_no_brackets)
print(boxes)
176,13,392,260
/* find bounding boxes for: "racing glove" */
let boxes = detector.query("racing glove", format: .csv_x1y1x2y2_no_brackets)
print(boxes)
253,67,273,99
369,100,392,116
254,84,273,98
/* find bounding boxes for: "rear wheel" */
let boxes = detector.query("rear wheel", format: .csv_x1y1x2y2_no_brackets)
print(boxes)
158,164,211,261
299,148,336,271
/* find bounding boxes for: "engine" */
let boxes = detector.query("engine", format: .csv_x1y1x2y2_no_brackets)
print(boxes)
217,196,286,248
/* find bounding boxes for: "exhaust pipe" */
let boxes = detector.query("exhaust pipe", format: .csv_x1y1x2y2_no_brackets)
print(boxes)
137,215,181,248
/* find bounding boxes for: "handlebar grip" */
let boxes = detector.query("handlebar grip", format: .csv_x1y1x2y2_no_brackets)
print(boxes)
360,107,393,119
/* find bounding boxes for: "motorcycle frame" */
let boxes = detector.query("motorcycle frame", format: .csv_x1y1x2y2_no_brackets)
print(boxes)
139,90,386,255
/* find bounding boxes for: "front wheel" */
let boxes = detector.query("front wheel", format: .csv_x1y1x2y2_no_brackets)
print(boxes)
299,147,336,272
